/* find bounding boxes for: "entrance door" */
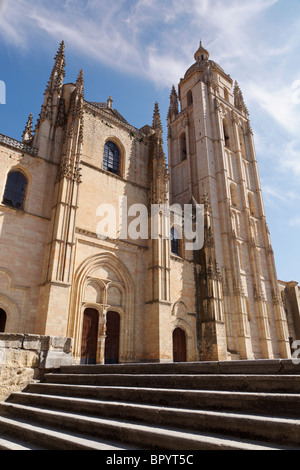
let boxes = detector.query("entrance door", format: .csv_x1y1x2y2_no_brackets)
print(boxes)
105,311,120,364
173,328,187,363
0,309,6,333
81,308,99,364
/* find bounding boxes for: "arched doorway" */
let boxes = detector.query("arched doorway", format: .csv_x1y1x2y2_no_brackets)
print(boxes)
0,309,7,333
81,308,99,364
105,311,120,364
173,328,187,363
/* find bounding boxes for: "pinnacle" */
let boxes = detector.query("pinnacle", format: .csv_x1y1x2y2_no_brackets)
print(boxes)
22,113,34,143
77,69,84,83
55,40,65,59
152,101,163,133
75,69,84,97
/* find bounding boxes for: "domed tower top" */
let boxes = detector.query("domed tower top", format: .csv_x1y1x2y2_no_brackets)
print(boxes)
194,41,210,62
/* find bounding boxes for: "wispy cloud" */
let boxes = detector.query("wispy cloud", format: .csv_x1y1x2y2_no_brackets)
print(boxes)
0,0,285,86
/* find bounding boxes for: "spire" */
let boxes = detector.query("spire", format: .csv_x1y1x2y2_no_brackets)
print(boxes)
168,84,179,118
194,41,210,62
149,101,169,205
152,101,163,135
234,81,249,115
35,41,66,133
45,41,66,96
22,113,34,144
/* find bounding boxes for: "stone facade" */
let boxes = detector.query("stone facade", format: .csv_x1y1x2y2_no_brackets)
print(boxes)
0,41,298,366
0,334,72,400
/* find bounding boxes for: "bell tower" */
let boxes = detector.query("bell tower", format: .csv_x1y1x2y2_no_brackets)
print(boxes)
167,42,291,360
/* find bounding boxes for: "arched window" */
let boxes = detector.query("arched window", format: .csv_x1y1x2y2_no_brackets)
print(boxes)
239,127,246,157
171,227,181,256
0,308,7,333
223,120,231,149
187,90,193,107
103,141,120,176
179,133,187,161
2,170,27,210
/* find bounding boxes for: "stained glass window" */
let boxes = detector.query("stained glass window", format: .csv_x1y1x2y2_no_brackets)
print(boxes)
2,170,27,210
103,141,120,176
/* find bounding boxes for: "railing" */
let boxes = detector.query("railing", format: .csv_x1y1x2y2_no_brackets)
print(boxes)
0,133,38,157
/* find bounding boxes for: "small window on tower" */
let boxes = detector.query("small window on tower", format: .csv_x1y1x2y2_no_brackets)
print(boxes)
187,90,193,107
223,120,231,149
179,133,187,161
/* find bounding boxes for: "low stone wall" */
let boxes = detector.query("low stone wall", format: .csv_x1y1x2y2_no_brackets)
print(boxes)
0,334,73,401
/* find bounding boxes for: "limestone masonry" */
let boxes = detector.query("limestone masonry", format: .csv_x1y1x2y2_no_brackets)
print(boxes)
0,41,299,367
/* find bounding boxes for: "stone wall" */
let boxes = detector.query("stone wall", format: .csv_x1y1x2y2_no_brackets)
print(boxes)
0,334,73,401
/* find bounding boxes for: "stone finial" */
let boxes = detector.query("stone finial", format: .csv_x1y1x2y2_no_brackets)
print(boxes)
22,113,34,144
107,96,113,109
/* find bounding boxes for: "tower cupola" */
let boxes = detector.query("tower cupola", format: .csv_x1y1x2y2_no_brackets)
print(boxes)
194,41,210,62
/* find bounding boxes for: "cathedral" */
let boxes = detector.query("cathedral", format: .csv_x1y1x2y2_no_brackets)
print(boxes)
0,41,299,365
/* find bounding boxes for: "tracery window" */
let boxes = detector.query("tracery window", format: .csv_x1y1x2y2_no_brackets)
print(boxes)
2,170,27,210
103,141,120,176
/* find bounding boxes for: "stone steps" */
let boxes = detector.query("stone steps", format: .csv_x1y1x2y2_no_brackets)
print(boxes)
44,372,300,393
0,360,300,450
21,383,300,417
4,392,300,446
59,359,300,376
0,412,137,450
0,434,39,451
0,402,287,451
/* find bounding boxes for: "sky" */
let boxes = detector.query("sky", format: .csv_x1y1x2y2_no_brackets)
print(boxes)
0,0,299,283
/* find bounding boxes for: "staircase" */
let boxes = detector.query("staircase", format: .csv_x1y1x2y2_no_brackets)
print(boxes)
0,360,300,450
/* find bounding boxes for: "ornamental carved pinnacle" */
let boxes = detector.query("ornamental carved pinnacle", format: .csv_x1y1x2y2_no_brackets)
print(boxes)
168,85,179,118
22,113,34,144
234,81,249,115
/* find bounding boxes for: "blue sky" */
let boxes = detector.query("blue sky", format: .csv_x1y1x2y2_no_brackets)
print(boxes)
0,0,299,283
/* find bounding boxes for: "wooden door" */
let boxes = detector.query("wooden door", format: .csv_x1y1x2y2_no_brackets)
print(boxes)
0,309,6,333
173,328,187,363
105,311,120,364
81,308,99,364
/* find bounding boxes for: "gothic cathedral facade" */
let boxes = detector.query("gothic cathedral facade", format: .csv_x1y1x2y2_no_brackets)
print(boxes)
0,41,298,364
